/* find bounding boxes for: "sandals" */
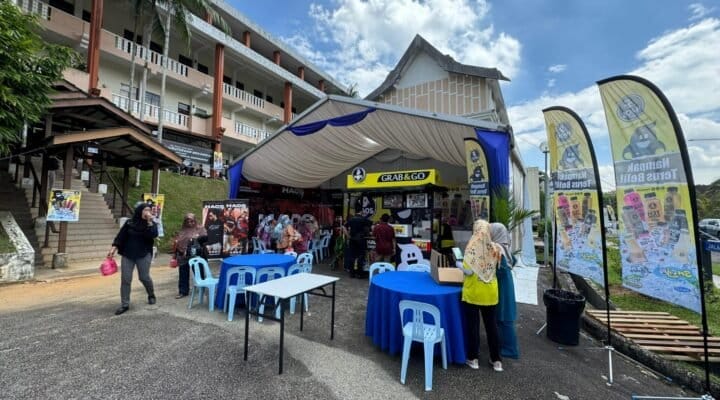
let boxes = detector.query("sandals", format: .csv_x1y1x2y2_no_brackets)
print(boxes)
175,294,187,299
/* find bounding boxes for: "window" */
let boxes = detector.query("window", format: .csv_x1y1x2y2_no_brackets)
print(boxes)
280,102,285,108
120,83,139,100
197,63,209,74
235,82,244,91
291,107,297,114
178,102,191,116
265,95,273,104
82,10,91,22
178,55,193,68
145,91,160,107
49,0,73,14
253,90,263,99
223,75,232,85
123,29,142,44
149,42,163,53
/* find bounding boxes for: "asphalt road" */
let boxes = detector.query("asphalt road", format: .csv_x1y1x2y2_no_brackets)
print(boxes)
0,263,700,399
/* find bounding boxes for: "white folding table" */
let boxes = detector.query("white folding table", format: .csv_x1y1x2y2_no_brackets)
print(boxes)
243,272,339,374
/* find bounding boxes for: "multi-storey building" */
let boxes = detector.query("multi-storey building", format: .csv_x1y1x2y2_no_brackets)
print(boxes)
16,0,346,172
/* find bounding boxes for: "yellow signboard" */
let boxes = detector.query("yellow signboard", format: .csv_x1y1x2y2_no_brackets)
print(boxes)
347,168,438,189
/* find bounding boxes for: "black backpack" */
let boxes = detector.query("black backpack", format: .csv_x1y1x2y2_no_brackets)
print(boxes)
186,237,206,259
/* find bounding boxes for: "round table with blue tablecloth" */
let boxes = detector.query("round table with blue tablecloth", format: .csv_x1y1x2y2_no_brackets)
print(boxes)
215,254,296,310
365,271,466,364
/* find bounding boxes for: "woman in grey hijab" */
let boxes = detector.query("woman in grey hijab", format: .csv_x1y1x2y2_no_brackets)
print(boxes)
490,222,519,359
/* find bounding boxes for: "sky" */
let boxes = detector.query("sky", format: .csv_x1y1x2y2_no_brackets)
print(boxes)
228,0,720,190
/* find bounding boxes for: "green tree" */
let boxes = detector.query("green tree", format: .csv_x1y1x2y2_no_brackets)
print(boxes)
0,2,75,155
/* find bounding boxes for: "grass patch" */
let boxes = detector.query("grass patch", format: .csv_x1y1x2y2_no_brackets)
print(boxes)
108,169,228,252
0,224,15,253
713,263,720,276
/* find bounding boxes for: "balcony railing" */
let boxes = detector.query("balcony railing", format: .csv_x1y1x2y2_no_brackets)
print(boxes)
223,83,266,110
111,93,188,128
234,121,270,140
15,0,51,19
114,35,188,77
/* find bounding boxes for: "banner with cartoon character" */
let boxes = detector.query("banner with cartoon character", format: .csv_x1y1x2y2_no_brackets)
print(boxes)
599,75,701,313
143,193,165,237
47,189,81,222
223,200,249,256
202,201,225,258
544,107,605,286
464,139,490,221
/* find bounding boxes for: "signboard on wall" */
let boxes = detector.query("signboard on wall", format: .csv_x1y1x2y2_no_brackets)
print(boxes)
165,140,213,164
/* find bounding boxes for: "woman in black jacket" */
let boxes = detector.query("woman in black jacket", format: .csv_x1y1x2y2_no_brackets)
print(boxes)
108,203,158,315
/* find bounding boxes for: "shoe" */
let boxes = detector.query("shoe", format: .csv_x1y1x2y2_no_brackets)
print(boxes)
148,295,156,305
465,359,479,369
114,306,129,315
491,360,503,372
175,294,187,299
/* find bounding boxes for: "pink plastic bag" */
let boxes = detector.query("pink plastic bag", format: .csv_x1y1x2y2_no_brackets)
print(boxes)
100,257,118,276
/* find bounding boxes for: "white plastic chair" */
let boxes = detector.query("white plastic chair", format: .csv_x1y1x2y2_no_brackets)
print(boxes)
255,266,286,322
369,262,395,283
287,263,311,314
223,266,256,322
320,234,332,259
252,237,274,254
309,238,322,262
405,263,431,273
297,252,314,266
399,300,447,391
284,251,298,259
188,257,219,311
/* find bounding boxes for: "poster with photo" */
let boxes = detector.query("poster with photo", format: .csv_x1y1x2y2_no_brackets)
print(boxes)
202,201,225,258
382,194,404,209
47,189,82,222
143,193,165,237
406,193,428,209
223,200,249,256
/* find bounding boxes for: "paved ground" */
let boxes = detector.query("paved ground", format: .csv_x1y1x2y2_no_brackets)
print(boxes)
0,260,701,399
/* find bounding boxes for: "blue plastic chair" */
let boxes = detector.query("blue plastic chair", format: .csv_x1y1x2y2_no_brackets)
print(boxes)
188,257,219,311
223,266,256,322
297,252,313,266
369,262,395,284
399,300,447,392
255,266,286,322
287,263,311,314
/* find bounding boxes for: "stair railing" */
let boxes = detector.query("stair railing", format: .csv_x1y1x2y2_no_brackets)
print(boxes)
82,160,133,218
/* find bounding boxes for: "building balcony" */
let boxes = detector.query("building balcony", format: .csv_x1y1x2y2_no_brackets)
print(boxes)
111,93,189,131
14,0,50,19
112,35,189,77
222,83,285,120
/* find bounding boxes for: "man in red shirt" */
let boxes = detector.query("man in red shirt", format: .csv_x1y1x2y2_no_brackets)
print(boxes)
373,214,396,263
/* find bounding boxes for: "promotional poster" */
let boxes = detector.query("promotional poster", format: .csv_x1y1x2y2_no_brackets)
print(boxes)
223,201,249,256
143,193,165,237
202,201,226,258
47,189,82,222
544,108,605,286
464,139,490,221
599,76,701,313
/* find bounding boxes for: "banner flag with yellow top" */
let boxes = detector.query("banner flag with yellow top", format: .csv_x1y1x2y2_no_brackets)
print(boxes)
598,75,702,313
543,107,606,286
464,139,490,221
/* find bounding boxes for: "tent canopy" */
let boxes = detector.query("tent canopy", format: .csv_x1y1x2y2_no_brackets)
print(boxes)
230,95,511,192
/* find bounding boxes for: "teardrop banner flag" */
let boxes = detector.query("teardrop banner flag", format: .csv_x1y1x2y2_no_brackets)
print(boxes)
598,75,702,313
543,107,606,286
464,138,490,221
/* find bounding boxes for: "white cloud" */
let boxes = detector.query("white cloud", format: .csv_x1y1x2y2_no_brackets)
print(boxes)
689,3,716,20
285,0,521,96
548,64,566,73
510,18,720,185
547,78,556,88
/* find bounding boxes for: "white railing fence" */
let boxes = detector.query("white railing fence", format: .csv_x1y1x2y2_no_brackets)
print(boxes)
223,83,266,109
15,0,51,19
114,35,188,77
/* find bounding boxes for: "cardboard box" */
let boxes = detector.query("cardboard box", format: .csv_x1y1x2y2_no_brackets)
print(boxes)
430,250,464,285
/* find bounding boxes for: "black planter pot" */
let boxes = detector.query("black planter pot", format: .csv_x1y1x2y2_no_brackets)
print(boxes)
543,288,586,346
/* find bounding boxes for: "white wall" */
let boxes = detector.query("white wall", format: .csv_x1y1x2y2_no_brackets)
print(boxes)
397,52,448,89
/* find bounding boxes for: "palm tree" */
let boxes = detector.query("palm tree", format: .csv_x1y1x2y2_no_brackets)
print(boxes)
490,185,539,233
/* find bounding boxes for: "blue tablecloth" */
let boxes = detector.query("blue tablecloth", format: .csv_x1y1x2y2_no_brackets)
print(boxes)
215,254,296,310
365,271,466,364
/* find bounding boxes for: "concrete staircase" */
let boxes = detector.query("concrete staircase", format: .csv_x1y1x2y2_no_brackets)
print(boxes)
18,158,121,267
0,168,44,267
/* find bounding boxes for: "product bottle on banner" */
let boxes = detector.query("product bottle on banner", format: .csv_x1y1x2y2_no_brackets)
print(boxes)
622,205,647,238
560,228,572,251
626,235,647,263
664,187,681,223
643,192,663,228
624,189,646,222
570,196,582,222
673,228,692,264
670,209,688,244
479,198,489,219
557,193,569,209
587,224,600,249
582,209,597,236
558,206,571,230
582,193,591,219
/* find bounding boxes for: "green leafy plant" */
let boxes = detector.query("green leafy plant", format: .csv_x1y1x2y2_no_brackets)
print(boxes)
490,185,539,232
0,2,76,154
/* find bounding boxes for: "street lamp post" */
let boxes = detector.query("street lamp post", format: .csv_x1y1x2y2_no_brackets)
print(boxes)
539,142,550,268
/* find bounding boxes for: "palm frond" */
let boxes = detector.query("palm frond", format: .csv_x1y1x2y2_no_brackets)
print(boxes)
491,185,539,232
